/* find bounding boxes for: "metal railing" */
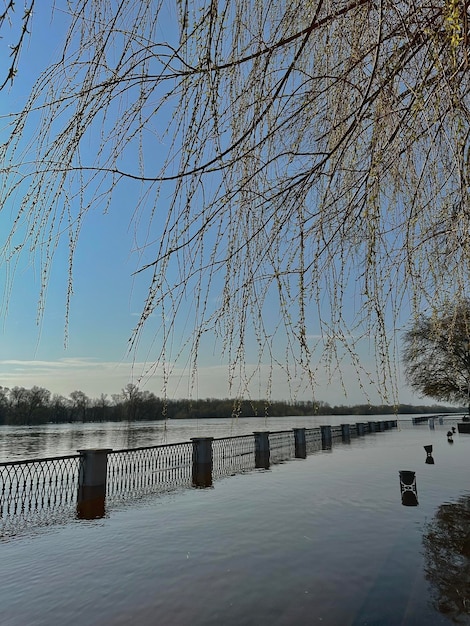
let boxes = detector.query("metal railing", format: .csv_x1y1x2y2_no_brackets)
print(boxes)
1,421,397,538
0,454,80,539
0,455,80,518
107,441,193,503
268,430,295,463
212,435,255,479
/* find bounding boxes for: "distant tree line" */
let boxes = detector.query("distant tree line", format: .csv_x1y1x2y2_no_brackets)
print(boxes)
0,384,463,426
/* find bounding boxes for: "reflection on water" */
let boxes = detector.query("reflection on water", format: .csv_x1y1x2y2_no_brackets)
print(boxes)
423,494,470,622
2,418,470,625
1,415,398,462
0,418,271,462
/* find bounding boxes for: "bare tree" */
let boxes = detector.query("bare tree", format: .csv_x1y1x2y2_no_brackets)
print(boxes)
402,300,470,412
1,1,470,399
122,383,142,421
69,390,90,422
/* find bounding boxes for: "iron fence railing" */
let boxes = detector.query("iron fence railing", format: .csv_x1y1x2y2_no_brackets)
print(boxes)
107,441,193,502
0,454,80,539
331,425,343,438
1,421,398,538
268,430,295,463
304,428,322,454
0,455,80,518
305,427,321,444
212,435,255,479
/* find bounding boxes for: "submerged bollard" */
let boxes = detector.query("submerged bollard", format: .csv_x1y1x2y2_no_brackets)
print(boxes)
341,423,351,442
293,428,307,459
77,448,112,519
424,444,434,464
320,425,332,449
254,431,270,469
191,437,214,488
399,470,419,506
368,421,376,433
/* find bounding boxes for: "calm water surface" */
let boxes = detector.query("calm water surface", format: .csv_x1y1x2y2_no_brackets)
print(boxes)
0,415,425,462
1,417,469,625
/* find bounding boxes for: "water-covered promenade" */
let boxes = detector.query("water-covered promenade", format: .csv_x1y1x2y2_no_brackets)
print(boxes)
1,420,397,537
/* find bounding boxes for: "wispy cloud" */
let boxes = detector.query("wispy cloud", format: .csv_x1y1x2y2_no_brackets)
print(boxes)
0,358,145,397
0,356,413,405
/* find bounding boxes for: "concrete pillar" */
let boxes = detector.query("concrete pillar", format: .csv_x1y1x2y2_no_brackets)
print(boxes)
293,428,307,459
341,423,351,442
320,425,332,449
254,431,270,469
77,448,112,519
356,422,365,436
191,437,214,488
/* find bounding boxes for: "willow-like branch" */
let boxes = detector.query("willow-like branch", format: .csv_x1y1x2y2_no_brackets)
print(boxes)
1,0,470,400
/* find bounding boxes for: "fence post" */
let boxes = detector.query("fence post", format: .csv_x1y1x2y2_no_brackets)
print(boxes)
254,431,270,469
191,437,214,488
320,425,332,449
293,428,307,459
356,422,365,436
341,423,350,442
77,448,112,519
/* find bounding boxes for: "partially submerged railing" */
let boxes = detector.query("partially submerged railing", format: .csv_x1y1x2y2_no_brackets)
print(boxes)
411,413,469,426
107,441,193,502
1,420,397,538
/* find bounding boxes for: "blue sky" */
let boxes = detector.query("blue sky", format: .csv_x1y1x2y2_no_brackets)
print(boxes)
0,4,427,406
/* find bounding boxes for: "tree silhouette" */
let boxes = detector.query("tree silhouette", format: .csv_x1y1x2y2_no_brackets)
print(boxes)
1,1,470,398
403,300,470,412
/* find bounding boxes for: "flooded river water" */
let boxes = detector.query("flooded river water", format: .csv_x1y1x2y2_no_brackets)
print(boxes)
1,416,469,625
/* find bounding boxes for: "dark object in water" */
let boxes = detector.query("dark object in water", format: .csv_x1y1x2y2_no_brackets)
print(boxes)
424,445,435,464
401,491,419,506
399,470,419,506
457,422,470,434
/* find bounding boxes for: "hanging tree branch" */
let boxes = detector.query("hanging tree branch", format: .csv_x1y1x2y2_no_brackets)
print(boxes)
1,0,470,400
0,0,35,90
